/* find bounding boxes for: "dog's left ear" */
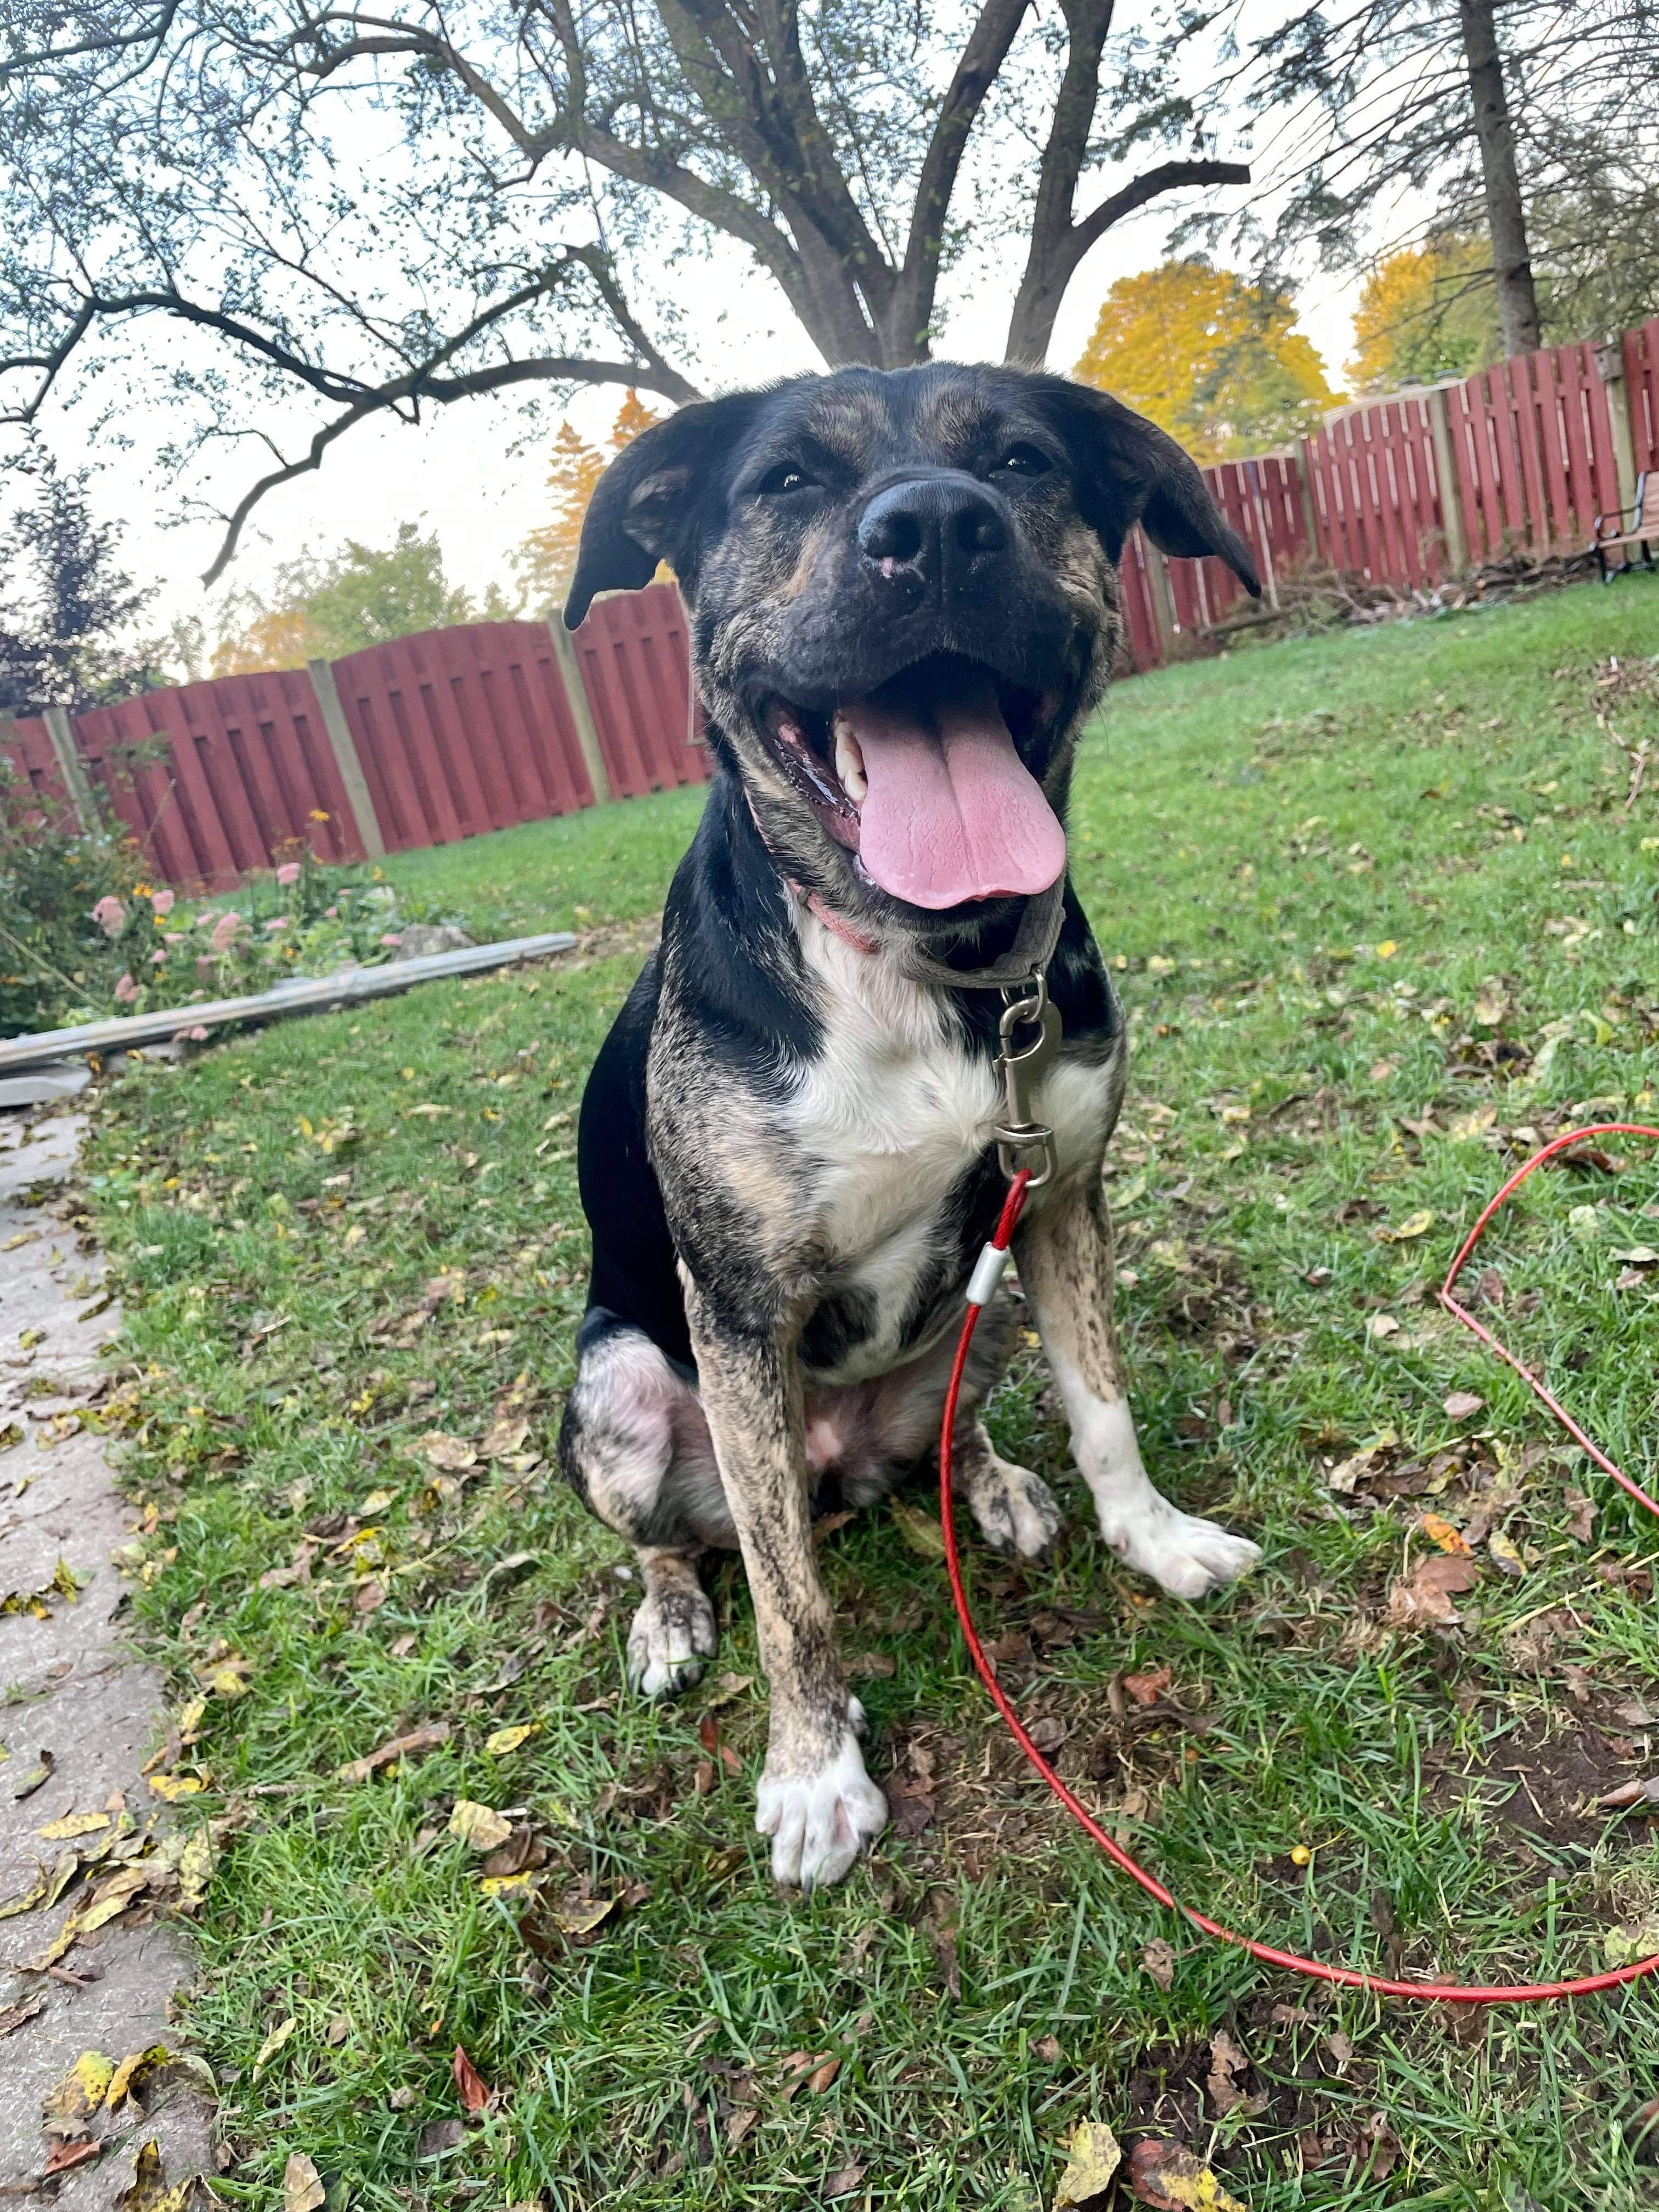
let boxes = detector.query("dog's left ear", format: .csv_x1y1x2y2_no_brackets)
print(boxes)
564,390,768,627
1042,380,1262,597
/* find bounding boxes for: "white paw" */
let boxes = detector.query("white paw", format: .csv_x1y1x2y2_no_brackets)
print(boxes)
1102,1498,1261,1600
964,1457,1063,1559
626,1581,718,1699
756,1729,888,1892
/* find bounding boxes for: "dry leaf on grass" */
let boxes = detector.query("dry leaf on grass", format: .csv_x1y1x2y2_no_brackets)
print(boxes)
480,1416,531,1459
284,2152,326,2212
1419,1514,1471,1555
250,2016,296,2080
1127,2138,1249,2210
337,1720,450,1784
1442,1391,1485,1420
484,1723,538,1757
452,2042,491,2113
824,2166,865,2200
449,1799,513,1852
421,1431,477,1472
1205,2029,1253,2116
1385,1553,1478,1627
1123,1664,1171,1707
1053,2118,1122,2208
1376,1209,1435,1244
114,2141,204,2212
889,1499,947,1558
1141,1938,1177,1991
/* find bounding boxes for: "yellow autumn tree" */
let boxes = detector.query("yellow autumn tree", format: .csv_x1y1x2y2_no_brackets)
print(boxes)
515,391,662,611
1348,239,1503,394
1074,261,1338,463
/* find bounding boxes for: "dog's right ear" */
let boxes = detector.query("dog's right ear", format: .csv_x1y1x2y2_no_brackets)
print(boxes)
564,391,766,628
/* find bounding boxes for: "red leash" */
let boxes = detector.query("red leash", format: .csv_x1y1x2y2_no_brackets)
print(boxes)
938,1126,1659,2003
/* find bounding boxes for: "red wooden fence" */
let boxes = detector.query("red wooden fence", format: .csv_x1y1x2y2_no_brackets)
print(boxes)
5,316,1654,885
568,582,709,799
332,620,596,856
1623,316,1659,477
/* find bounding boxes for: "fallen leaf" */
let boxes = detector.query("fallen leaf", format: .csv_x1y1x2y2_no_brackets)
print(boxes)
555,1894,621,1936
1385,1551,1479,1627
808,2055,842,2093
453,2042,491,2113
250,2015,296,2080
1605,1918,1659,1967
1419,1514,1471,1555
37,1811,109,1841
1613,1245,1659,1267
824,2166,865,2200
1054,2118,1123,2208
1487,1528,1527,1576
1564,1490,1596,1543
1127,2138,1249,2210
417,2118,465,2154
12,1748,54,1799
1367,1313,1401,1340
1142,1937,1177,1990
1596,1776,1659,1810
284,2153,326,2212
337,1720,450,1783
1205,2028,1251,2116
1377,1209,1435,1243
42,2047,115,2121
0,1422,21,1452
77,1864,148,1932
42,2140,103,2177
1472,980,1510,1027
105,2044,178,2110
480,1416,531,1458
0,1867,49,1921
484,1723,538,1757
146,1771,205,1801
113,2140,199,2212
421,1431,477,1471
890,1499,947,1558
0,1993,43,2038
449,1799,513,1852
1123,1664,1171,1707
1442,1390,1485,1419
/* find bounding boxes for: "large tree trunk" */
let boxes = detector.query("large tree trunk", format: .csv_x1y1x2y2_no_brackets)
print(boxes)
1458,0,1541,356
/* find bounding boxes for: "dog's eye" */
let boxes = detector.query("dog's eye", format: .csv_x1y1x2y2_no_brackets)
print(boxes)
756,463,815,496
995,444,1052,478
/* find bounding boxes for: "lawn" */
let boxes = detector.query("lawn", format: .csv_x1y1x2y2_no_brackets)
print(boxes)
81,573,1659,2210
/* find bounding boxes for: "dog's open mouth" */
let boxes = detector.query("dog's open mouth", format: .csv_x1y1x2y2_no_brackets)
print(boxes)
761,652,1067,910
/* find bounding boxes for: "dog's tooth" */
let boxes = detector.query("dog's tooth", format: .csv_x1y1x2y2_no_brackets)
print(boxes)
832,713,868,804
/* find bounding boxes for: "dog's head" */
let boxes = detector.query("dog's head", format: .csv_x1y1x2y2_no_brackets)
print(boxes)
566,363,1256,938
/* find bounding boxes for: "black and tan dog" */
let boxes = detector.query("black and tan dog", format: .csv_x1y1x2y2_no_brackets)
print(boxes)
558,363,1262,1891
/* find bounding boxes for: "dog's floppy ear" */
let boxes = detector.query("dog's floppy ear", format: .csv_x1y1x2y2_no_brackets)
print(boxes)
1042,380,1261,597
564,390,766,627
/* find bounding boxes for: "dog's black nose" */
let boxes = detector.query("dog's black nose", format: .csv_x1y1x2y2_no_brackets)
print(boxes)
857,474,1007,589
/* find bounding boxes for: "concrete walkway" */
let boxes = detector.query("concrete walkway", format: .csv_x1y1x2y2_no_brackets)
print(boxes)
0,1111,212,2195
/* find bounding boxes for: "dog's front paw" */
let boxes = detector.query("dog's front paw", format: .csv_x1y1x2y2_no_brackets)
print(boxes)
963,1454,1063,1559
627,1581,718,1698
1102,1497,1261,1600
756,1730,887,1892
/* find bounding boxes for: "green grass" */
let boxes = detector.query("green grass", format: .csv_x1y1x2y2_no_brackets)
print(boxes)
82,575,1659,2209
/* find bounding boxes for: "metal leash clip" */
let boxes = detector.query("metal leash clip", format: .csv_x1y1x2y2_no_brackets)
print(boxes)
992,966,1061,1186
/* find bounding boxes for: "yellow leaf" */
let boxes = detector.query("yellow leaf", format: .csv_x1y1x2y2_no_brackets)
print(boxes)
42,2049,115,2121
105,2044,174,2110
1053,2118,1122,2209
484,1723,538,1757
0,1868,48,1921
284,2154,325,2212
360,1487,396,1514
479,1871,539,1898
1419,1514,1471,1555
176,1828,216,1909
36,1810,109,1841
555,1895,621,1935
202,1664,248,1699
1472,980,1509,1027
1487,1528,1527,1576
448,1798,514,1851
480,1416,531,1459
421,1431,477,1471
147,1772,205,1802
889,1499,947,1559
251,2015,296,2080
113,2138,193,2212
1378,1209,1435,1243
1449,1107,1497,1141
1374,940,1397,959
77,1865,148,1932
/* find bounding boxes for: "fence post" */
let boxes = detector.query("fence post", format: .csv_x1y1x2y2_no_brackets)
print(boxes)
546,608,612,805
1144,541,1179,659
41,705,98,837
1294,441,1322,564
1425,386,1469,575
1594,338,1640,515
307,658,386,861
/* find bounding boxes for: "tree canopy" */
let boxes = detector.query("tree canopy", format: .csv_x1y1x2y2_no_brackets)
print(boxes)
1347,239,1502,393
0,462,158,712
1074,259,1336,461
515,392,661,612
211,523,486,673
0,1,1249,582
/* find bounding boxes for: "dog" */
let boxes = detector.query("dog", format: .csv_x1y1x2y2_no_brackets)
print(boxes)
557,362,1262,1892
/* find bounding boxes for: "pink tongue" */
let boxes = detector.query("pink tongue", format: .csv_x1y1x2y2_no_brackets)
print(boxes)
848,673,1066,910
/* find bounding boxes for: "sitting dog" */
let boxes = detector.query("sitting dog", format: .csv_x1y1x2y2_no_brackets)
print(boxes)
557,363,1262,1892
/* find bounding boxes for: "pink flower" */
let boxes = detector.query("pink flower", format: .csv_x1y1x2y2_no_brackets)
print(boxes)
114,973,137,1003
163,931,185,945
150,888,175,916
173,1024,210,1045
275,860,302,886
151,948,167,965
264,916,290,933
91,895,126,937
380,932,403,947
324,905,338,919
210,911,242,953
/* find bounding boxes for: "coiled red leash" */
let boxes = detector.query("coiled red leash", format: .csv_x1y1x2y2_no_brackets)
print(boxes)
939,1126,1659,2002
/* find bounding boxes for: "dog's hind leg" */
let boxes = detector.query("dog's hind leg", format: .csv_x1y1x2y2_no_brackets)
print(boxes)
943,1291,1063,1559
1014,1181,1260,1599
558,1310,730,1697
